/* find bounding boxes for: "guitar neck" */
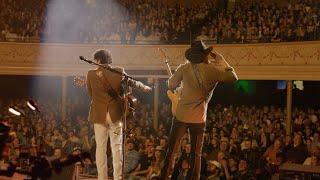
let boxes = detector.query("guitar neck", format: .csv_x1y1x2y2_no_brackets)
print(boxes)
164,60,173,77
158,48,173,77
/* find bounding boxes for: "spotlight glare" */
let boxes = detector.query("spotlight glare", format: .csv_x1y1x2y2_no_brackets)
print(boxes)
9,107,21,116
27,100,39,112
27,101,36,111
119,122,123,127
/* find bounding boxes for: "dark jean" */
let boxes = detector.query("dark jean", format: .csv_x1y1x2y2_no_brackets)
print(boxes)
160,119,205,180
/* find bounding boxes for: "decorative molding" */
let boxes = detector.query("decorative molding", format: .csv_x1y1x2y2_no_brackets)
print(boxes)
0,42,320,80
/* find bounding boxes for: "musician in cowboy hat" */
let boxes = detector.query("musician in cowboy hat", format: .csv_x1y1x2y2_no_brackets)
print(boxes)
161,40,238,180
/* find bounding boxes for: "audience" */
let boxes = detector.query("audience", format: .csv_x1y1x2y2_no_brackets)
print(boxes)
0,0,319,44
1,97,320,179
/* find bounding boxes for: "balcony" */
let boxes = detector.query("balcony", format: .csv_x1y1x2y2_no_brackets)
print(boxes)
0,41,319,80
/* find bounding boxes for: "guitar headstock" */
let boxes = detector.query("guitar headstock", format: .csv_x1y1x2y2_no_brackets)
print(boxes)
74,76,86,87
157,48,169,64
157,48,172,76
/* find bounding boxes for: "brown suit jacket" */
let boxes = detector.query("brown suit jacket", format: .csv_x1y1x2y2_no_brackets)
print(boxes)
168,62,237,123
86,65,124,125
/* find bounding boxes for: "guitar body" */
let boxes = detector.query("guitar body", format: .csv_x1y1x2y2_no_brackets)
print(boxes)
122,92,138,117
167,90,180,115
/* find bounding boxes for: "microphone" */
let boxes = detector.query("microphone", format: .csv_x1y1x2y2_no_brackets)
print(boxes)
79,56,94,64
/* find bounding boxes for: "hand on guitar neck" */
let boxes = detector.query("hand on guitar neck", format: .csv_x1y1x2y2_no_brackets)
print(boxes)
158,48,173,76
74,76,86,87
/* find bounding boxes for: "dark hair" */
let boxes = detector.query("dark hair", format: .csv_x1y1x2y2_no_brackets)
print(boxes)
93,49,112,64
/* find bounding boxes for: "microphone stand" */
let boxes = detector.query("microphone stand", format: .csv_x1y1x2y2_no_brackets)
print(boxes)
79,56,139,81
79,56,132,180
121,78,129,180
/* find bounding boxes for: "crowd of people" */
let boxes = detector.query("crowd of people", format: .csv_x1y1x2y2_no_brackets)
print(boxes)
1,97,319,179
196,0,320,43
0,0,46,42
1,0,319,44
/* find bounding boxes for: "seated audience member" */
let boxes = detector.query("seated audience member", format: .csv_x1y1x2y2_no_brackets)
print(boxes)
303,145,320,166
205,160,222,180
227,156,239,179
125,139,140,175
239,138,260,170
286,132,308,164
262,138,283,165
176,159,190,180
129,143,154,179
234,159,255,180
145,146,164,179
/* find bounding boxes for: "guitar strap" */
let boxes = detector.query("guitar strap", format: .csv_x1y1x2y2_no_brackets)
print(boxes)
191,64,209,102
97,68,121,100
95,67,134,116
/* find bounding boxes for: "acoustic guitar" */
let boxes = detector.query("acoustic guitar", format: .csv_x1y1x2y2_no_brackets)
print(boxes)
74,76,137,117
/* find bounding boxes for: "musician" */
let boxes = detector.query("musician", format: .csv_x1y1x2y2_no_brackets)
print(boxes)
160,41,238,180
86,49,151,180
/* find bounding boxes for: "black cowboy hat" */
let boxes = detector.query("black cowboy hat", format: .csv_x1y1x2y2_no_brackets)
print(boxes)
185,40,213,64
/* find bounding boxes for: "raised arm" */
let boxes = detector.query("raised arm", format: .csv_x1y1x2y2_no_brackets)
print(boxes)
211,51,238,83
127,79,152,92
117,67,151,92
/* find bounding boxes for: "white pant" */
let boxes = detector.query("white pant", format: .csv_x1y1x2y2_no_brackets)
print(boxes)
94,113,123,180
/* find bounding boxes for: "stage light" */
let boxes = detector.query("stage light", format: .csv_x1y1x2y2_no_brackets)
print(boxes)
27,101,36,111
294,81,304,90
8,107,21,116
235,80,256,94
27,100,39,111
277,80,286,90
